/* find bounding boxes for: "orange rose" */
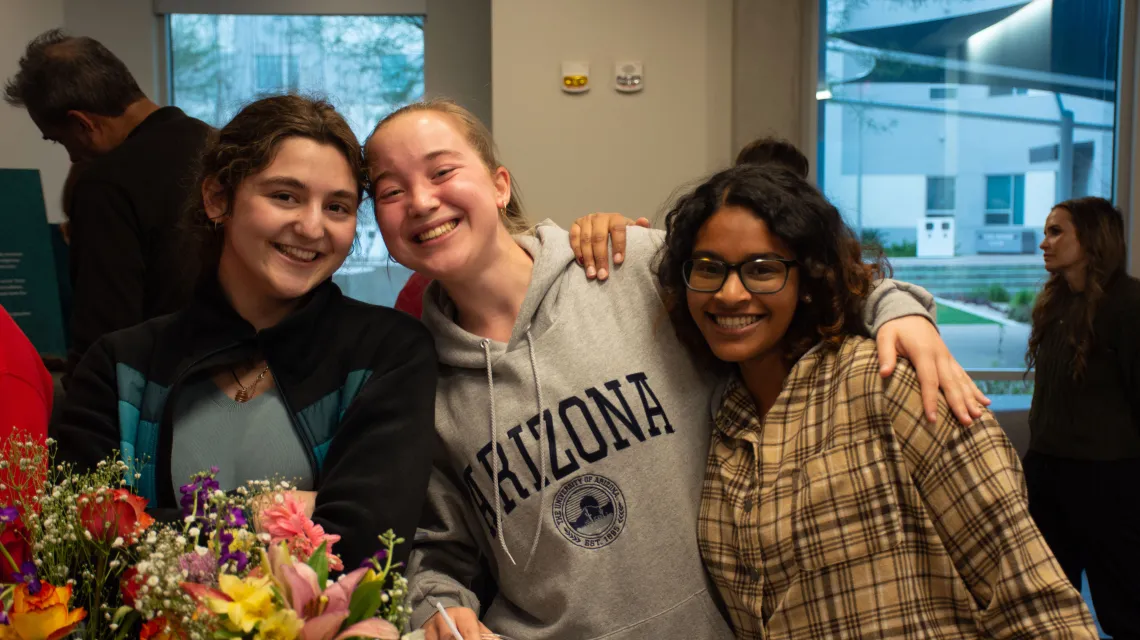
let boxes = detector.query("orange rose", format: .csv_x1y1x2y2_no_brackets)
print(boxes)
6,582,86,640
77,489,155,544
139,616,182,640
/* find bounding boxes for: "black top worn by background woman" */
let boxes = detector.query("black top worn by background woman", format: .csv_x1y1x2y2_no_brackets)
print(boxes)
52,277,439,569
1029,272,1140,460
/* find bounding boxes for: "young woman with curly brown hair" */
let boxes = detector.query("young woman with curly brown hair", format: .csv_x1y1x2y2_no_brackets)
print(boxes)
655,164,1097,638
1023,196,1140,638
53,95,438,570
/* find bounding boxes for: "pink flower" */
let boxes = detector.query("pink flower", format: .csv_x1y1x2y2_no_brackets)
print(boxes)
258,494,343,571
266,545,399,640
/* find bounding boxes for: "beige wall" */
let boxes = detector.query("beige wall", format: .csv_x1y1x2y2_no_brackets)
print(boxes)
2,0,68,223
731,0,817,172
491,0,734,228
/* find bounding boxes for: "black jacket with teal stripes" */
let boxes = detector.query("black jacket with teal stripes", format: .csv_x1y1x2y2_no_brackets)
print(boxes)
52,277,438,569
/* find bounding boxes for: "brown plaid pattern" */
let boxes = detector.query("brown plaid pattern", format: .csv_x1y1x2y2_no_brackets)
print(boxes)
699,336,1098,639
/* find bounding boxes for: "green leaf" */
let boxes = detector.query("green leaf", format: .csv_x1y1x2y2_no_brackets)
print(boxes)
308,541,329,586
345,579,386,626
212,629,245,639
112,610,141,640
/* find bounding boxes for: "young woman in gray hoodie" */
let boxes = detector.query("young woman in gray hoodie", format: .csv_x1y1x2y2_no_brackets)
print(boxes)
364,98,981,640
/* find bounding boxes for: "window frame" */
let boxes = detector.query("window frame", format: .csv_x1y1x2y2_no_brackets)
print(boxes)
154,0,493,131
806,0,1131,378
925,175,956,214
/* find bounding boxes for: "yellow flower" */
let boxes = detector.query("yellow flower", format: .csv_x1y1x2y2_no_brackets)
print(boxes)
3,583,86,640
208,574,277,634
254,609,303,640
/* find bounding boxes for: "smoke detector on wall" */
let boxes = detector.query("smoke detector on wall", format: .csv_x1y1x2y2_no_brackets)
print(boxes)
615,61,643,93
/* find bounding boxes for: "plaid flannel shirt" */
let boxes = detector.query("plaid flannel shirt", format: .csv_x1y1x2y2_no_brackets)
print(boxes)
699,336,1097,639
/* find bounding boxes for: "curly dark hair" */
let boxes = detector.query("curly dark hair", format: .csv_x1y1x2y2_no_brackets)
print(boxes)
656,164,888,366
4,29,145,126
184,94,367,284
1026,196,1126,378
734,136,810,179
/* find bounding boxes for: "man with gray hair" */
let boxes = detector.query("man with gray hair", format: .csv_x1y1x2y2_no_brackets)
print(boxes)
5,30,211,382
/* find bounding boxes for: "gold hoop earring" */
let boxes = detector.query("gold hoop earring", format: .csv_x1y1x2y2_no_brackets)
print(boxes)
498,206,506,219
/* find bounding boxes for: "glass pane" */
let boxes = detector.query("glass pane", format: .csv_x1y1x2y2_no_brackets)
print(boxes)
168,14,426,307
926,176,956,211
819,0,1120,373
986,175,1013,210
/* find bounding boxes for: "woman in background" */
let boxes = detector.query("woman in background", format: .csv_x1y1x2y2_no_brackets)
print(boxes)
53,95,437,569
1024,196,1140,639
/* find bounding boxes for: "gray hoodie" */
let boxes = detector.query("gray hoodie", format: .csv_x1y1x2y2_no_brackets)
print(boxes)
407,222,934,639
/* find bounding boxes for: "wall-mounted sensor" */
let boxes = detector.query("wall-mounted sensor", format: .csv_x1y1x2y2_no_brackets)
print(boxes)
562,62,589,94
615,61,643,93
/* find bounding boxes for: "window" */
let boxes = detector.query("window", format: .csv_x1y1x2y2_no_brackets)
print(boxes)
169,14,425,307
926,176,956,213
254,54,300,93
819,0,1121,375
929,86,958,100
988,86,1030,97
984,175,1026,226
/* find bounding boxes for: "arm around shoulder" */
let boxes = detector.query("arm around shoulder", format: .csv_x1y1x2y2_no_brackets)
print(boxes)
862,278,936,336
880,363,1098,638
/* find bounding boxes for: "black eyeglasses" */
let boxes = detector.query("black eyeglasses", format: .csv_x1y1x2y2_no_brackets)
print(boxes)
682,257,796,294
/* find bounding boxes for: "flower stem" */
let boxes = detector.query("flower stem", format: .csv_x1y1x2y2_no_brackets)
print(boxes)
89,552,108,638
0,530,20,574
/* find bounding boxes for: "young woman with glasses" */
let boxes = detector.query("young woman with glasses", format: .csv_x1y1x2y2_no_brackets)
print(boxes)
658,163,1096,637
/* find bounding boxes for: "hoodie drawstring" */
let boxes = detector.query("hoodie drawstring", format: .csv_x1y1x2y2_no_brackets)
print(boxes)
482,331,545,570
482,338,517,567
523,330,545,570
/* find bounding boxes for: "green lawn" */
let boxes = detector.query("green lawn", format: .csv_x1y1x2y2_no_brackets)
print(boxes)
936,302,1000,325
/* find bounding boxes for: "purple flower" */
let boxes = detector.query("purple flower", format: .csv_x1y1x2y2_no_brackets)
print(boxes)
0,507,18,524
179,469,223,528
360,548,388,569
179,551,218,586
224,507,246,528
11,561,40,595
216,531,249,572
0,609,9,624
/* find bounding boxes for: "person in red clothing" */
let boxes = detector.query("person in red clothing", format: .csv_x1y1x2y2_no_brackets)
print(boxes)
394,271,432,318
0,304,51,444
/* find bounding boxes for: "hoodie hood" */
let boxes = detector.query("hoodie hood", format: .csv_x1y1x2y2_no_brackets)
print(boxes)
420,221,573,369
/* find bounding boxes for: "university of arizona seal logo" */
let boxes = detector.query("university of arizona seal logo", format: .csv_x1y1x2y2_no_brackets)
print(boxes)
552,474,627,549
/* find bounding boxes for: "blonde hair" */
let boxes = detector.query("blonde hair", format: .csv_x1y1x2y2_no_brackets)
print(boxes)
368,98,529,234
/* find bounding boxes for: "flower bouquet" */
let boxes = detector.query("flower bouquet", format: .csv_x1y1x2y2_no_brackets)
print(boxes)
0,436,423,640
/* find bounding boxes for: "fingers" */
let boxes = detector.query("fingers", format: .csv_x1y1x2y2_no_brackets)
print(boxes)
570,212,644,280
937,356,973,426
875,328,899,378
457,615,483,640
610,222,628,269
569,222,583,266
590,216,611,280
972,381,992,407
425,608,482,640
911,356,941,424
578,215,599,279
